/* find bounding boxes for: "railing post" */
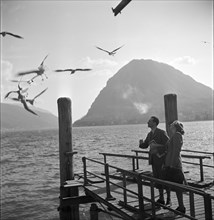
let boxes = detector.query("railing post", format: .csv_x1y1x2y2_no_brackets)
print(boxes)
204,194,212,220
122,173,127,206
189,192,195,217
82,157,88,186
199,158,204,182
150,181,156,218
136,152,139,170
137,175,144,219
58,97,79,220
103,155,107,164
132,157,135,172
105,163,115,201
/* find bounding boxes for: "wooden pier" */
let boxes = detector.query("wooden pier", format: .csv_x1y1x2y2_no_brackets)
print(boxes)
57,95,214,220
62,156,214,220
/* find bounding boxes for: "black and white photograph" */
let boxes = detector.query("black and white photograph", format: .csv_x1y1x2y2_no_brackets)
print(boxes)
1,0,213,219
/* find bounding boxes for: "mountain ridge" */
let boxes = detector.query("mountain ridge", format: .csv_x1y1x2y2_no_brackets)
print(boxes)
1,103,58,131
74,59,213,126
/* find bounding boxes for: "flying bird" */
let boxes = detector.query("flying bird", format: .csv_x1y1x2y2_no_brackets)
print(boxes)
55,68,92,74
16,54,49,83
4,81,37,115
96,45,124,56
112,0,132,16
201,41,210,44
11,88,48,106
0,31,23,39
4,80,28,99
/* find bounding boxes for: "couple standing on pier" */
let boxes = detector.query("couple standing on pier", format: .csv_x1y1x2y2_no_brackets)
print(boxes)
139,116,186,214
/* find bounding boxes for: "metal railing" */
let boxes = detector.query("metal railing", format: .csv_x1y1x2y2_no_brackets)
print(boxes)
82,156,213,220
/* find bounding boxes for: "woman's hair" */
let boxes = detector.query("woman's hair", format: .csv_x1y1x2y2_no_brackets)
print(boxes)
171,120,185,135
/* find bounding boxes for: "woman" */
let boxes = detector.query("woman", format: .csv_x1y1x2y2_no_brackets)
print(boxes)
164,120,186,214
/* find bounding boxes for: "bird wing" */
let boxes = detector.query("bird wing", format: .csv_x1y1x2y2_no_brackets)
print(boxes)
75,68,92,71
10,97,20,102
96,46,110,54
21,99,38,115
4,91,17,99
6,32,23,39
55,69,65,72
55,69,72,72
17,70,39,76
111,45,124,53
33,88,48,100
40,54,49,66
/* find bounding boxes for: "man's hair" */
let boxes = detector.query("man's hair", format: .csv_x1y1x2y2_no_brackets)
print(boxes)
151,116,159,125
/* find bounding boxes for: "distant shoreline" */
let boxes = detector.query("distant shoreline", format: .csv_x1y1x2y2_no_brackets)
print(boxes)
1,119,213,132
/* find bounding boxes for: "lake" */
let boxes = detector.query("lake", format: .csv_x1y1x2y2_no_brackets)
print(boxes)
1,121,213,219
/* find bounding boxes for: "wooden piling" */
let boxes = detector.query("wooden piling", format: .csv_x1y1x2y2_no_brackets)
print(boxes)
164,94,178,137
90,203,99,220
58,97,79,220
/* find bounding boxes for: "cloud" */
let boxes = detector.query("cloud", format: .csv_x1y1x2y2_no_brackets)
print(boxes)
171,56,196,65
122,85,135,99
133,102,151,114
80,56,119,69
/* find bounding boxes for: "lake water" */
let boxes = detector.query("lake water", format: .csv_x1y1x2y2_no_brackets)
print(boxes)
1,121,213,220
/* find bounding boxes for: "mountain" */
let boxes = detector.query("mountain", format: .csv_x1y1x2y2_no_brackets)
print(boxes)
1,103,58,131
74,59,213,126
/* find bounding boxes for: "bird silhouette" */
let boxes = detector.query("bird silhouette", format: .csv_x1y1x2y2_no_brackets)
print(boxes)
16,54,49,83
5,80,37,115
10,88,48,106
55,68,92,74
201,41,210,44
112,0,132,16
5,79,28,99
0,31,23,39
96,45,124,56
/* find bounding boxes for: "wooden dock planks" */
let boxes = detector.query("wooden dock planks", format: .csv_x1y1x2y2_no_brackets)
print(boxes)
83,178,214,220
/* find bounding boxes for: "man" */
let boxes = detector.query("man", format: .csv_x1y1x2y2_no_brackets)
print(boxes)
139,116,170,206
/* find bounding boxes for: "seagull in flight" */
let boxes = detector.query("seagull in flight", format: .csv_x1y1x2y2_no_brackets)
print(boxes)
95,45,124,56
4,80,37,115
16,54,49,84
5,79,28,99
11,88,48,106
0,31,23,39
55,68,92,74
201,41,210,44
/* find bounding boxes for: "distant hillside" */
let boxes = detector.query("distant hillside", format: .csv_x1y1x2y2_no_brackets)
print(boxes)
1,103,58,131
74,59,213,126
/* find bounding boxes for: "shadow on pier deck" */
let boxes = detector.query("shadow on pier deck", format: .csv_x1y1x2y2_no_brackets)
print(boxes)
62,155,214,220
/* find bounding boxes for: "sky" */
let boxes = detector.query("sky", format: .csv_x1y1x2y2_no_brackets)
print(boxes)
1,0,213,121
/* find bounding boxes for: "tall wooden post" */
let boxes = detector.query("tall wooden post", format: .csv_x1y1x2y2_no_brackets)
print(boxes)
164,94,178,138
58,97,79,220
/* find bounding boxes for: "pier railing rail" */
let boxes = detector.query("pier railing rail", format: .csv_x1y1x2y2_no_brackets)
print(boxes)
82,156,213,220
131,149,214,182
